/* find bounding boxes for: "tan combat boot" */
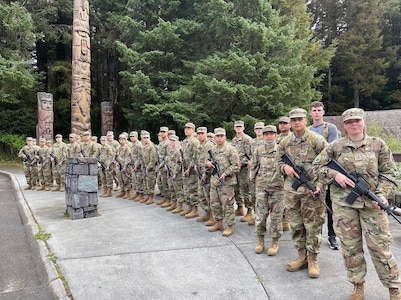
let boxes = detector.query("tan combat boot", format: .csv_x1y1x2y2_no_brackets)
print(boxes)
240,209,254,222
161,199,172,208
267,238,279,256
248,217,255,226
31,184,36,190
37,184,45,191
208,220,224,232
179,204,192,216
166,201,177,211
25,185,32,190
350,283,364,300
286,248,308,272
196,211,211,222
235,205,244,216
140,195,149,203
222,225,234,237
103,189,112,198
157,198,167,205
129,192,138,200
116,191,125,198
59,184,65,192
185,206,199,219
133,193,143,202
52,185,60,192
44,185,50,191
390,288,401,300
255,235,265,254
145,195,154,205
205,216,216,226
282,219,290,231
123,190,131,199
307,252,320,278
172,202,183,213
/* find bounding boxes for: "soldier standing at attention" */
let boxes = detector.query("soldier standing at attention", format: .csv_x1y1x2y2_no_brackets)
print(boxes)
140,130,157,205
36,137,52,191
50,134,68,192
80,131,97,158
276,108,327,278
68,133,82,158
96,136,114,198
206,128,240,237
231,120,253,223
115,134,132,199
180,122,200,219
107,131,121,191
157,126,172,207
167,135,185,214
18,137,35,189
251,125,285,256
313,108,401,300
309,101,340,250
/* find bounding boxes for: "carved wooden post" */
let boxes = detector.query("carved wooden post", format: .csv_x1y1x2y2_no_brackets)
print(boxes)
71,0,91,135
101,101,113,136
37,92,54,140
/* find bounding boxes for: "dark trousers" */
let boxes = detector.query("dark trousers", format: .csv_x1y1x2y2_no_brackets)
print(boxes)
326,188,335,237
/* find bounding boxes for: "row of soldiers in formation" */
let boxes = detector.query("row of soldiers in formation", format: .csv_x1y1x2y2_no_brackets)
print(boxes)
18,102,401,299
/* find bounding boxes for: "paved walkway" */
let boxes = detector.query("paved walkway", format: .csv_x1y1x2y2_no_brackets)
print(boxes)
2,167,401,299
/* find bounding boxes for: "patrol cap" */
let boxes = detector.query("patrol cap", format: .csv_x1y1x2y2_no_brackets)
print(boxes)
278,116,290,123
234,120,244,126
91,136,98,141
262,125,277,133
129,131,138,137
26,137,33,142
207,132,215,138
169,135,179,141
342,108,364,122
214,127,226,136
55,134,62,138
100,136,107,141
118,134,127,139
69,133,76,138
106,131,114,136
254,122,264,129
159,126,169,132
46,139,53,143
83,131,91,136
39,137,46,142
289,108,307,119
168,129,176,136
196,127,207,134
121,132,129,138
141,130,150,138
184,122,195,129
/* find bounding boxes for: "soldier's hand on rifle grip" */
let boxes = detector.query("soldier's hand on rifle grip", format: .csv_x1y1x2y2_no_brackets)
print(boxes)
312,187,321,198
219,174,225,182
206,161,213,169
283,165,298,178
373,195,388,210
334,173,355,188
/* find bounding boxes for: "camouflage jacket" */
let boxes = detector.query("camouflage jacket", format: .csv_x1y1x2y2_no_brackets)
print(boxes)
181,134,200,174
141,143,157,173
80,141,98,158
231,133,253,167
95,144,114,168
208,141,239,187
312,135,398,207
51,142,68,164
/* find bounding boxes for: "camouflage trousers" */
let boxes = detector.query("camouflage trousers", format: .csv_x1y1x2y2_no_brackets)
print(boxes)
255,189,285,238
38,163,52,187
117,169,131,192
159,169,170,199
237,167,252,209
29,164,38,185
285,189,325,254
52,163,66,186
99,168,113,189
134,170,145,194
144,170,156,195
333,203,401,288
183,172,198,206
210,184,235,226
171,174,184,203
197,180,211,212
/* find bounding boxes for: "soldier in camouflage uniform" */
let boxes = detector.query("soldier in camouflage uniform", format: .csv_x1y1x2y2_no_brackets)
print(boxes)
96,136,114,197
313,108,401,300
115,134,132,199
206,128,240,237
18,137,35,189
231,120,253,223
276,108,327,278
36,137,52,191
140,130,157,204
248,121,265,226
50,134,68,192
45,139,54,188
80,131,98,158
251,125,285,256
129,131,143,200
180,122,200,219
157,126,172,207
194,126,215,224
107,131,121,191
67,133,83,159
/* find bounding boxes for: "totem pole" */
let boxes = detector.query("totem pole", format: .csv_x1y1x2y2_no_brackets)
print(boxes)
37,92,54,140
101,101,113,136
71,0,91,135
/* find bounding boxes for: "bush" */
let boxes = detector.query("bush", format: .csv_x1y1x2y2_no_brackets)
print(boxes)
0,132,26,161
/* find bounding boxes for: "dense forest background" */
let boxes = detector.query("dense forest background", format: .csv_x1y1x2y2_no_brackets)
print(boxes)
1,0,401,140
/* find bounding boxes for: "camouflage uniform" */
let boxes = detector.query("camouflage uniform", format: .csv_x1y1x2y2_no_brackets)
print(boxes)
250,135,265,216
115,137,132,194
157,127,171,200
141,136,157,197
81,140,98,158
95,139,114,192
51,138,68,189
167,137,185,208
251,140,285,239
131,137,144,196
37,142,52,190
18,140,35,187
313,134,401,288
209,137,240,226
276,128,327,254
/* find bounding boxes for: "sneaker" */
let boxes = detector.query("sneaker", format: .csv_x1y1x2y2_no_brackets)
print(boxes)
328,236,340,250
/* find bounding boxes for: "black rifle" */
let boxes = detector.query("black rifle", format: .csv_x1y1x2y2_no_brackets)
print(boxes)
282,153,332,214
22,149,32,164
138,153,147,176
98,160,107,170
244,152,251,161
163,158,173,178
114,155,126,172
38,150,44,165
179,149,188,176
49,152,59,166
327,159,401,224
129,154,135,166
193,156,205,185
208,150,223,184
